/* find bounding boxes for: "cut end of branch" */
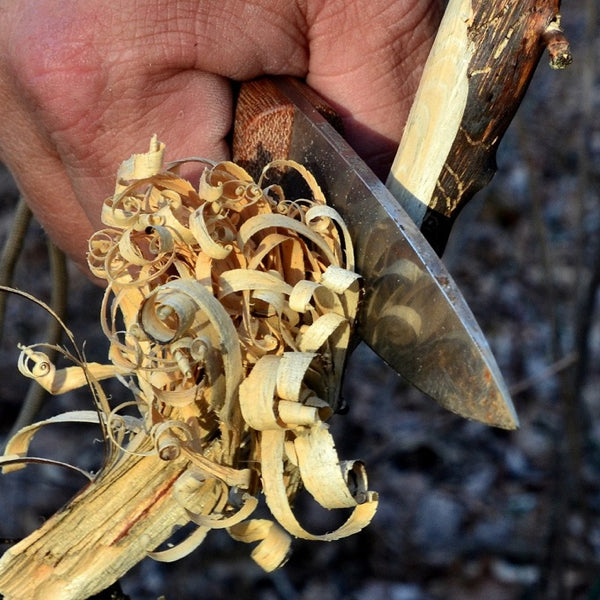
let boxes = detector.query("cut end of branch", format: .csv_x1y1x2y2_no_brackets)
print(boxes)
543,17,573,70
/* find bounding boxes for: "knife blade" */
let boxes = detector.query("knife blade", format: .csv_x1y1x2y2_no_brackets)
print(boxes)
233,77,518,430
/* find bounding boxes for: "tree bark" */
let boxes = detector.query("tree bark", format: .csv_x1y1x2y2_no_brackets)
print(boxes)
387,0,569,254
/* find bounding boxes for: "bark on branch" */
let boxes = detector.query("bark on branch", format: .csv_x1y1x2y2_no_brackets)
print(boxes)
387,0,570,254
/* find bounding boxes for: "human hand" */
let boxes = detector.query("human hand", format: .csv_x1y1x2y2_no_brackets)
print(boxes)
0,0,442,273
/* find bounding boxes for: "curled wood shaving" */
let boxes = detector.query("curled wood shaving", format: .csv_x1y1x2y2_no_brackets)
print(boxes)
2,136,377,572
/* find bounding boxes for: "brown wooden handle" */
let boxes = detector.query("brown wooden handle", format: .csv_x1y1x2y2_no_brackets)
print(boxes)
232,78,296,178
387,0,570,255
232,77,342,179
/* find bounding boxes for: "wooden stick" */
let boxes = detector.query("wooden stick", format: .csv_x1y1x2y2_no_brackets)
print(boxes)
387,0,570,254
0,440,197,599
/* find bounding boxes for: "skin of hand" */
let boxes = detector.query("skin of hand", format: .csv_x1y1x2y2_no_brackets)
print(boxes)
0,0,442,274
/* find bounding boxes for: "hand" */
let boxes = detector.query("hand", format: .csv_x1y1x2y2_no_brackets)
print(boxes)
0,0,442,273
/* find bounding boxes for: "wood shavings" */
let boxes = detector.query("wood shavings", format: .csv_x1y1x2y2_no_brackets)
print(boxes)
0,136,375,595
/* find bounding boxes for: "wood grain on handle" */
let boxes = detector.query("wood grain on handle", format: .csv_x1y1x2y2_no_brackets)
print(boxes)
233,78,342,179
232,79,295,179
387,0,567,255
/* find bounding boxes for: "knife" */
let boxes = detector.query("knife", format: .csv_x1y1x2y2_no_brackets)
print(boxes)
232,77,518,430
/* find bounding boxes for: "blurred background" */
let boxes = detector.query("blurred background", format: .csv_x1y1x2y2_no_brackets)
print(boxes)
0,1,598,598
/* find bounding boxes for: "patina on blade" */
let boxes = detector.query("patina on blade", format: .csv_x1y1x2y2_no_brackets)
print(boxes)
274,79,518,430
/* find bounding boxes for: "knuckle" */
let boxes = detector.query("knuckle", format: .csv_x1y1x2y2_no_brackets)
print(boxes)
4,5,104,133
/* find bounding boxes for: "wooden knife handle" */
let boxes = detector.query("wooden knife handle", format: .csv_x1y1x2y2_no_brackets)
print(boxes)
387,0,570,255
232,78,295,178
232,78,341,179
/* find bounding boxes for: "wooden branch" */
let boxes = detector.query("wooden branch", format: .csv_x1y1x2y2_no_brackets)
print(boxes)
0,197,32,337
0,441,197,599
387,0,569,254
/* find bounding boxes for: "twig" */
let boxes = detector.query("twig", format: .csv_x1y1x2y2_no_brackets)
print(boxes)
0,196,70,437
7,241,68,437
0,197,32,338
518,114,569,599
509,351,578,396
532,3,594,597
571,0,598,406
542,16,573,70
567,0,599,589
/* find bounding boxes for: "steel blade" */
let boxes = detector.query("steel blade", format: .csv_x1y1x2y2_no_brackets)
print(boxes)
272,79,517,429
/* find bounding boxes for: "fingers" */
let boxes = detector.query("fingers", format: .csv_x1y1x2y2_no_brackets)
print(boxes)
0,52,96,270
0,68,232,268
305,0,443,178
0,0,442,270
0,0,309,267
2,2,237,211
